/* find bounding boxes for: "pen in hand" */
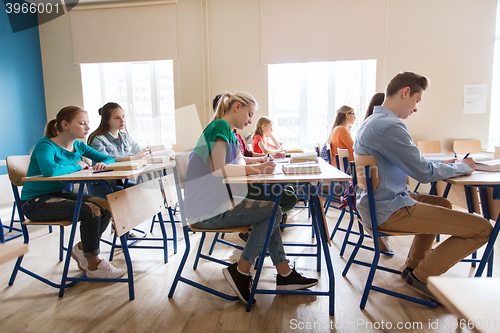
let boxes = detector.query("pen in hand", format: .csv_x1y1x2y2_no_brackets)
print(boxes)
462,152,470,159
267,154,270,162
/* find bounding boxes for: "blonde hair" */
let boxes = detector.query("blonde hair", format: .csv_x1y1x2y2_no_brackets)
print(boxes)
212,91,258,121
45,106,86,138
253,116,272,139
327,105,354,143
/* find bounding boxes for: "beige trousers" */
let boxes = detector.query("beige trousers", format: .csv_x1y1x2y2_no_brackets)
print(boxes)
378,192,493,283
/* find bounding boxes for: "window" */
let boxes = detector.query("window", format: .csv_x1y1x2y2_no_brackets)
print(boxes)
268,60,376,149
80,60,175,148
488,1,500,150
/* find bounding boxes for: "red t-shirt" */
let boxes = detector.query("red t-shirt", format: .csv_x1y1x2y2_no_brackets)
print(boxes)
253,134,264,154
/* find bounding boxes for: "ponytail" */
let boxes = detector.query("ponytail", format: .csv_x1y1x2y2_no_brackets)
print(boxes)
211,91,257,122
45,119,59,138
253,116,272,139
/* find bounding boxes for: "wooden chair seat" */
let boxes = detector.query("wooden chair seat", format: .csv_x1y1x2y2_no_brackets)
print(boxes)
22,220,73,227
189,225,251,233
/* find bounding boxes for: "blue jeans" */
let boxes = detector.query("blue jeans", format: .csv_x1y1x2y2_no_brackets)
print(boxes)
191,197,286,266
21,192,111,258
87,180,137,199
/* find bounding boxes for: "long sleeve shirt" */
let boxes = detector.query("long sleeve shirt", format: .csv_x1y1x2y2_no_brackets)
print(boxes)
89,132,142,163
331,126,354,160
353,106,472,227
21,137,114,200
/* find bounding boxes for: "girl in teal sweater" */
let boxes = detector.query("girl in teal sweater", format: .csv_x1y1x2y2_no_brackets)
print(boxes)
21,106,124,279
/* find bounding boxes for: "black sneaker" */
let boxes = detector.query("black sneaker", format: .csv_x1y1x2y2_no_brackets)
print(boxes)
222,263,256,305
400,266,414,281
404,272,436,300
238,232,249,242
280,213,288,232
276,264,318,290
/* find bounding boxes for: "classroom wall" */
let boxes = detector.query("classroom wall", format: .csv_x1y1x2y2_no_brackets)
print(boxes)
0,2,47,204
38,0,497,153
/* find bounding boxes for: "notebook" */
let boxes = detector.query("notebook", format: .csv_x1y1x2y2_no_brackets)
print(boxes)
475,159,500,172
289,152,318,163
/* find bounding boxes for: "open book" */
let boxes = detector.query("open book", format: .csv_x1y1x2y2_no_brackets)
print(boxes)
282,162,321,174
475,159,500,172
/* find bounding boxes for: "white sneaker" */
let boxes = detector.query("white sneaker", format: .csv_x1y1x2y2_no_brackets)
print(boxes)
71,244,88,271
86,259,126,279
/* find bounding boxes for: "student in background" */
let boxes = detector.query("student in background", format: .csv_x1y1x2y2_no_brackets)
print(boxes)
354,72,492,299
252,116,285,154
212,94,285,160
212,94,296,242
87,102,149,199
327,105,356,160
185,92,317,306
364,92,385,120
20,106,125,278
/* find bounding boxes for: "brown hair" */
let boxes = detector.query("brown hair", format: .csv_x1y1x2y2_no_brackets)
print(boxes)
364,92,385,120
212,91,257,121
327,105,354,143
45,106,86,138
386,72,429,97
253,116,272,139
87,102,124,144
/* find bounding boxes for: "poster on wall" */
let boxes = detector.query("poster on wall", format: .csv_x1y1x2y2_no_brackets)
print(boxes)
463,84,487,114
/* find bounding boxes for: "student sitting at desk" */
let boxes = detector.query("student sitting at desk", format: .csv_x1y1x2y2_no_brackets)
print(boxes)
185,92,317,305
212,94,295,241
354,72,492,299
252,116,285,155
87,102,149,199
20,106,125,278
327,105,356,160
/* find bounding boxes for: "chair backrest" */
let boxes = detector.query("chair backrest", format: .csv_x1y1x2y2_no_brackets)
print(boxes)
174,151,191,189
326,143,333,165
417,141,441,154
481,187,500,222
6,155,31,187
106,179,165,237
150,145,166,153
494,146,500,159
453,140,482,154
337,148,351,174
353,154,379,191
172,143,185,153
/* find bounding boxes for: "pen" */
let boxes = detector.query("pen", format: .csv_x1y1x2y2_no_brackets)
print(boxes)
462,152,470,159
93,169,114,174
454,153,458,159
267,154,270,162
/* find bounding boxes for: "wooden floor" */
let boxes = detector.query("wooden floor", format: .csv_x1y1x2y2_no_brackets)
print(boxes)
0,201,498,333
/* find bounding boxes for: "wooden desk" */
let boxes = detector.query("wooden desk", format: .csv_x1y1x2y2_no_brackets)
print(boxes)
442,171,500,277
23,162,175,182
428,277,500,333
18,161,174,299
224,158,351,315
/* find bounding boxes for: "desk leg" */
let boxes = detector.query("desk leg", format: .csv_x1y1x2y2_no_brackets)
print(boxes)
309,184,335,316
246,188,283,312
59,184,85,297
475,187,498,277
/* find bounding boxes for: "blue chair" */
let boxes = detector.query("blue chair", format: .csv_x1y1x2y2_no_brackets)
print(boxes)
168,152,252,302
322,145,343,213
342,154,437,308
